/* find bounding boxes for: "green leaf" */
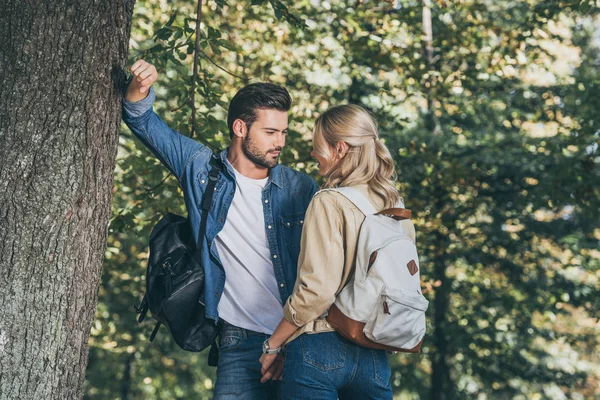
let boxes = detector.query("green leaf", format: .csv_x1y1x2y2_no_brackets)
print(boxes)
155,27,172,41
273,7,283,20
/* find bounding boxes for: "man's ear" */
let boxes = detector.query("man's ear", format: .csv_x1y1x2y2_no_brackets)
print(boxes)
232,119,247,139
335,141,350,159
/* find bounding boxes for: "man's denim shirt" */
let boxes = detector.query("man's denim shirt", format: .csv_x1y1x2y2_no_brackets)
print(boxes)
122,88,319,323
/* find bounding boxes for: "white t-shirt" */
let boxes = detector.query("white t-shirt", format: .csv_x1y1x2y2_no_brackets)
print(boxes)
214,161,284,334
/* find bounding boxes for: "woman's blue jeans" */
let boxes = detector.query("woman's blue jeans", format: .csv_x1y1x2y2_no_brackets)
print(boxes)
280,331,393,400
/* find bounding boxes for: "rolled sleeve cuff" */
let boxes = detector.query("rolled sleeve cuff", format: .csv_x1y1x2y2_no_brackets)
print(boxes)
283,298,303,327
123,86,156,118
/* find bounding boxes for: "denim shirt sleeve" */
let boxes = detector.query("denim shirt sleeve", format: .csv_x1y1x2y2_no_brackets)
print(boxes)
122,87,204,181
309,179,319,200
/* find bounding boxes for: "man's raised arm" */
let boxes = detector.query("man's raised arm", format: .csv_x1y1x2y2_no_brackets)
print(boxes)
122,60,206,181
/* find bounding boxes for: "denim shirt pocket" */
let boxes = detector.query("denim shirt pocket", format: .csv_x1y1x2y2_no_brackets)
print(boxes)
280,212,305,254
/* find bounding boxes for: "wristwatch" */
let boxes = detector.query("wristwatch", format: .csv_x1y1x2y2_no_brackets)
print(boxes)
262,338,281,355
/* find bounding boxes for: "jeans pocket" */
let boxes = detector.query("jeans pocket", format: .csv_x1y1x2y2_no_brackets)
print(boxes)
219,335,242,351
218,326,243,351
371,350,391,387
300,332,346,371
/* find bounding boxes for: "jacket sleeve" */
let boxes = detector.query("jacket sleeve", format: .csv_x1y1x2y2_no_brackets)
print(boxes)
283,192,345,327
122,87,204,181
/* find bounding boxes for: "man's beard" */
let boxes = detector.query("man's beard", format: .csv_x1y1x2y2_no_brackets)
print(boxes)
242,134,281,169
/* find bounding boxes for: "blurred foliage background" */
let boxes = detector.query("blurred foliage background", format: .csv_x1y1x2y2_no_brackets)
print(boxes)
85,0,600,398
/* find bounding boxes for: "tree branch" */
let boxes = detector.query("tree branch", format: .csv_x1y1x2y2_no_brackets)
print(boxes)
199,49,247,81
190,0,204,139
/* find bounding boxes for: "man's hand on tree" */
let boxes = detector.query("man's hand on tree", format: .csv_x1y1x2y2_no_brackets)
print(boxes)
125,59,158,103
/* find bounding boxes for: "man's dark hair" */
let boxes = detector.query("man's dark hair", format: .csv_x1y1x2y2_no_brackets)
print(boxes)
227,83,292,138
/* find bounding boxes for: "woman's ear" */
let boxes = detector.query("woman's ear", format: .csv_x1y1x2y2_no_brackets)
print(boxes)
335,141,350,159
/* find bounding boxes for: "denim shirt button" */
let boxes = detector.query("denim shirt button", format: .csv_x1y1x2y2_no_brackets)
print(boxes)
268,225,272,229
273,255,278,259
279,283,284,288
264,199,269,203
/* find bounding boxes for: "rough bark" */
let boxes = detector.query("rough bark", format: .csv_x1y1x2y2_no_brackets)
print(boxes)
0,1,135,398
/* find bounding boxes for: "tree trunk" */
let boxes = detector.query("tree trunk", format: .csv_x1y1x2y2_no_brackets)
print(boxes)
120,352,135,400
0,1,135,398
421,1,453,398
431,231,452,400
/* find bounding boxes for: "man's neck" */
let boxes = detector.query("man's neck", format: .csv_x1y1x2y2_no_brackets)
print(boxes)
227,146,270,179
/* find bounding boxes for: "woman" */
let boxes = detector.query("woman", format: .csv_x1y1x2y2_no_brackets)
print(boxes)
259,104,400,399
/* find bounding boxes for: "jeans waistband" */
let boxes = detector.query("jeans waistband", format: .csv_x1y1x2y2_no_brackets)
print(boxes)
220,320,270,340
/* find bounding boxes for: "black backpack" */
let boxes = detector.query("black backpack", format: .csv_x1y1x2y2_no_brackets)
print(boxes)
135,156,223,354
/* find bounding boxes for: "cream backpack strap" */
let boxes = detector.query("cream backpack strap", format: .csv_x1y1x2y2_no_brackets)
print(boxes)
319,187,377,216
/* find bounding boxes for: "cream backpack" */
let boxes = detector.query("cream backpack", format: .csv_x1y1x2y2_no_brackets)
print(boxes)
324,187,428,353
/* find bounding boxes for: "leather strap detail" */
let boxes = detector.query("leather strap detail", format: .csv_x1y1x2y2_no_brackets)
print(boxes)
376,208,412,221
326,304,423,353
407,260,418,276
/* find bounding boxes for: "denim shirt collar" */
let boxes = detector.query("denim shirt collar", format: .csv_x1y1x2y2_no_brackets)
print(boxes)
219,147,284,189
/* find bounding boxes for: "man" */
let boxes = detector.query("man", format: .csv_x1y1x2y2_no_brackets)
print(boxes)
123,60,318,399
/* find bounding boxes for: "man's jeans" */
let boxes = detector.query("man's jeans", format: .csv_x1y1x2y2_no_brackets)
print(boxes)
280,332,393,400
214,321,279,399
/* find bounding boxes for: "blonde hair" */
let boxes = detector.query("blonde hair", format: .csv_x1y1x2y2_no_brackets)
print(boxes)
313,104,400,209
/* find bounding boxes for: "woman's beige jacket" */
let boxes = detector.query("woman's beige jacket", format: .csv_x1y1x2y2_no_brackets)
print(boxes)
282,184,387,343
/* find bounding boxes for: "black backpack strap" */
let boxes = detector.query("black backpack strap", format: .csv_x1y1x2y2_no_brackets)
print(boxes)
134,295,149,323
208,340,219,367
149,322,161,342
196,155,223,254
198,156,223,360
207,319,223,367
